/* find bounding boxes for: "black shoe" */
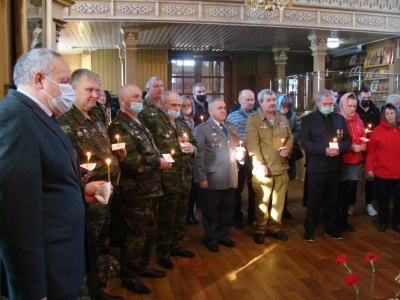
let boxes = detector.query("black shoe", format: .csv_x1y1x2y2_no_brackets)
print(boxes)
267,231,288,241
205,241,219,252
304,232,315,242
141,268,166,278
232,219,243,230
218,238,236,247
95,290,124,300
122,280,150,295
282,209,293,220
324,230,343,240
158,257,174,269
392,224,400,233
170,247,195,258
254,233,265,244
378,223,388,232
186,212,198,225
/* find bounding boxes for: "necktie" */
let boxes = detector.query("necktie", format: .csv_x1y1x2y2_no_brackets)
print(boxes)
220,123,228,136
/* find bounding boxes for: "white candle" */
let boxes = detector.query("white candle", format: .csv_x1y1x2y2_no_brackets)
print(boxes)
106,158,111,182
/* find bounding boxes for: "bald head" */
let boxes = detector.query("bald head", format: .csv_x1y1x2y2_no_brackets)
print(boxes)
119,84,143,114
239,89,255,113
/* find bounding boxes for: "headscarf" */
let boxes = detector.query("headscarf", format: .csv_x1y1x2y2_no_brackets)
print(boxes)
275,94,294,119
382,102,399,127
338,92,357,119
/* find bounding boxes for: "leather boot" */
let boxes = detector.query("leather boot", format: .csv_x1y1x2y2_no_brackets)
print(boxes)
186,197,198,225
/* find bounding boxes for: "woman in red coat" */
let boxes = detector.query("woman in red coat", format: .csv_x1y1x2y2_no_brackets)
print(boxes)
336,92,366,232
366,102,400,232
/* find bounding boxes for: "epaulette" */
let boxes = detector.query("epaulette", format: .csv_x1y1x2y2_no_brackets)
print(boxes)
198,121,209,127
248,111,258,118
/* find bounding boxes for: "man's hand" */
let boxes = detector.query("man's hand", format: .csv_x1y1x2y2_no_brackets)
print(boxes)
279,147,290,158
180,142,195,154
199,181,208,189
158,158,171,170
326,147,339,157
353,144,366,152
113,148,127,158
84,181,112,203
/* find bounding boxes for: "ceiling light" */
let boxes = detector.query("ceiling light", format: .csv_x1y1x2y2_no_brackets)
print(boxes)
327,37,340,49
245,0,293,11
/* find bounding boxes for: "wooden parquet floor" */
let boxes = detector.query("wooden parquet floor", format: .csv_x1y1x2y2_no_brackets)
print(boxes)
105,178,400,300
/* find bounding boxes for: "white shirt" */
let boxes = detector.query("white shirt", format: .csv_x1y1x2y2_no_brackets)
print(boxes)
17,88,52,117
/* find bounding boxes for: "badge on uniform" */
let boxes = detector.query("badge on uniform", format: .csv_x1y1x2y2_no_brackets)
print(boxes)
212,142,222,148
259,121,268,129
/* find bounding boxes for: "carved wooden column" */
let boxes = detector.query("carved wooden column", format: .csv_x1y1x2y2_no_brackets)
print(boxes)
308,32,328,98
46,0,75,50
272,47,289,93
122,27,140,85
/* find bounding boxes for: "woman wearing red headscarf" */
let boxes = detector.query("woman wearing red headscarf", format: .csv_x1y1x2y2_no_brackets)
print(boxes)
336,92,366,232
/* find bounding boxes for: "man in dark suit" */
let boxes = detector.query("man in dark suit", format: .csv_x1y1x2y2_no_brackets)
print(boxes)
0,48,107,300
192,98,240,252
300,89,351,242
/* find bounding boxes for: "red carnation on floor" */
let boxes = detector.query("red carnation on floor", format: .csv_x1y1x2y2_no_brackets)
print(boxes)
345,274,359,287
335,254,347,265
365,252,379,263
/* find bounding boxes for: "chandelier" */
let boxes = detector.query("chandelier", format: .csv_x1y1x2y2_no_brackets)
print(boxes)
245,0,294,11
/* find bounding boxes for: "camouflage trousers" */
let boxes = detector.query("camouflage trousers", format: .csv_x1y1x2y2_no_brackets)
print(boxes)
156,191,189,259
120,197,159,283
86,201,111,296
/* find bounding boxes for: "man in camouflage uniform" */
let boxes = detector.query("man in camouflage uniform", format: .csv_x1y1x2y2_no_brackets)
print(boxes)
143,76,164,109
108,84,170,295
58,69,124,300
140,90,197,270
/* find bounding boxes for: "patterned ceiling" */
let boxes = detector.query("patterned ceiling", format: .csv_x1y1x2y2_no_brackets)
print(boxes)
58,20,400,55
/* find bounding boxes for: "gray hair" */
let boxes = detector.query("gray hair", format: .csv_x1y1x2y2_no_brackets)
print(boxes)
162,90,181,103
316,89,334,102
193,82,206,94
146,76,163,89
71,68,100,86
258,89,275,103
13,48,62,86
208,98,224,110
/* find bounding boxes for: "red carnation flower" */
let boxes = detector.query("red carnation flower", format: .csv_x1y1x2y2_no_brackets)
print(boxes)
365,252,379,263
344,274,359,287
335,254,347,265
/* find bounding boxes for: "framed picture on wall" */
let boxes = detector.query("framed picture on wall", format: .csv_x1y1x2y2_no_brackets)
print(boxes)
370,80,379,91
382,45,394,64
27,0,46,50
349,55,357,66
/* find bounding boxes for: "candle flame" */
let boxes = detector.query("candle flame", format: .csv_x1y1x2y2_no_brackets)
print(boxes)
106,158,111,165
171,150,174,155
86,152,91,158
333,138,337,143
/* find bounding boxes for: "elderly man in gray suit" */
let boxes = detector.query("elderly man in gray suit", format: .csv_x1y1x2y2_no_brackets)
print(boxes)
192,98,242,252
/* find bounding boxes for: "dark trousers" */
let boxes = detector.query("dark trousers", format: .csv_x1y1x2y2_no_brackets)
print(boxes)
304,171,340,233
337,180,357,226
202,188,235,243
375,176,400,225
233,157,255,223
120,197,159,283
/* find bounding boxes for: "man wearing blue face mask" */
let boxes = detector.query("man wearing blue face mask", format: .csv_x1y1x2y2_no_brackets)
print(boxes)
300,89,351,243
141,90,197,270
108,84,170,295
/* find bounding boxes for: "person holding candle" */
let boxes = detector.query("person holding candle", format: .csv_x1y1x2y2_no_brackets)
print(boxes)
336,92,366,233
141,90,197,268
0,48,109,300
301,89,351,242
192,98,240,252
246,89,293,244
227,89,257,229
108,84,170,295
275,94,301,220
58,69,124,300
366,102,400,233
355,86,380,216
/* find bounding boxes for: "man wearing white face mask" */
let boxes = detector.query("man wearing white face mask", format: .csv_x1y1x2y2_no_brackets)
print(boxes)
0,49,108,300
108,84,170,295
300,89,351,243
141,90,197,270
58,69,124,300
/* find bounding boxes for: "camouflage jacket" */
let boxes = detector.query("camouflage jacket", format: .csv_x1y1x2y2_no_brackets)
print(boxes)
109,110,163,199
141,107,197,194
90,102,110,130
58,105,120,185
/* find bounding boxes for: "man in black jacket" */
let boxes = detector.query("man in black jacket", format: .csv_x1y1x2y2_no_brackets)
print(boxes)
355,86,380,217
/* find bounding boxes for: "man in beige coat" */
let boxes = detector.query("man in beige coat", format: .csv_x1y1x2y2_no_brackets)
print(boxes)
246,89,293,244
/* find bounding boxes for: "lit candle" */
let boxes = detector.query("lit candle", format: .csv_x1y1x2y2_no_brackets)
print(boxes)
106,158,111,182
239,140,242,147
200,115,204,123
333,138,337,143
183,132,188,141
281,138,285,147
368,124,372,130
115,134,120,146
86,152,91,168
171,149,174,156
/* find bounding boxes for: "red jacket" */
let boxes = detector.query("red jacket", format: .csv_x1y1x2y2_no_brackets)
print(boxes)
366,116,400,179
340,112,365,164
